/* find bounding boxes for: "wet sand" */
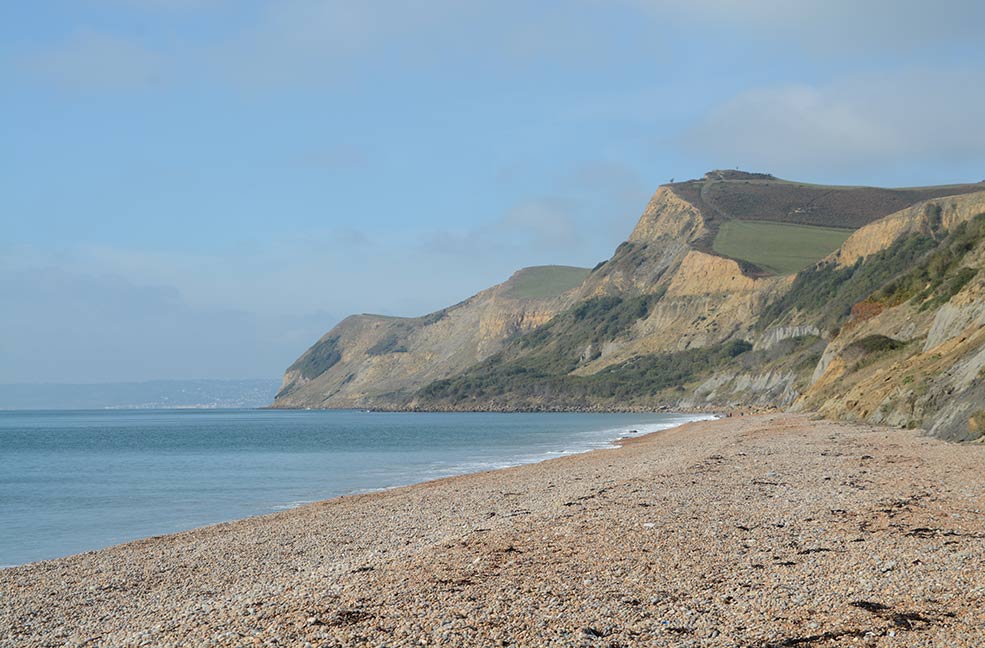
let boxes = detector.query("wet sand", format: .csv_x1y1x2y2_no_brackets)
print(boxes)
2,414,984,647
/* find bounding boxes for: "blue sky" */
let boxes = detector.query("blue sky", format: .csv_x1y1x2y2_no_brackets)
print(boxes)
2,1,984,382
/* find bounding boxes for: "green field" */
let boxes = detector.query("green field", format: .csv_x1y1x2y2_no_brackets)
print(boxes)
504,265,590,299
712,220,853,275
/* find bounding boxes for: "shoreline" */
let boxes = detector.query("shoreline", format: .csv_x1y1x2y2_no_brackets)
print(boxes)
264,402,742,414
3,414,984,646
0,411,714,570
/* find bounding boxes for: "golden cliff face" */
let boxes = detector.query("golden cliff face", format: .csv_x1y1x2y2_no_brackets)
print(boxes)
833,191,985,267
608,186,985,432
666,251,761,296
575,185,777,365
628,186,707,244
566,186,704,302
272,268,584,408
561,189,785,374
799,214,985,440
572,251,790,375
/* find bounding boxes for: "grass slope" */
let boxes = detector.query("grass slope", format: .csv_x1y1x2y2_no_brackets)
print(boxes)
504,265,590,299
670,171,984,230
712,220,853,275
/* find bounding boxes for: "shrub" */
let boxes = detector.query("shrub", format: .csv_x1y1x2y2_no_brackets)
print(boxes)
846,335,905,354
290,336,342,379
418,337,754,405
367,334,408,356
875,214,985,311
758,226,956,332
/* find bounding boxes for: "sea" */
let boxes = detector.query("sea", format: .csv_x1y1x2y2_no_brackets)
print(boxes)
0,409,712,567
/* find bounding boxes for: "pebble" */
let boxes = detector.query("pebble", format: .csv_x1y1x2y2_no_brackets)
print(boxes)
2,414,983,647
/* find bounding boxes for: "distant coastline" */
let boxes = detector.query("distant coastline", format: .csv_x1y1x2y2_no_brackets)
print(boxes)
0,379,280,410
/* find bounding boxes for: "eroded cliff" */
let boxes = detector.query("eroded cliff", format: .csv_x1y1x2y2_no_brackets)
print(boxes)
272,266,587,408
274,171,985,440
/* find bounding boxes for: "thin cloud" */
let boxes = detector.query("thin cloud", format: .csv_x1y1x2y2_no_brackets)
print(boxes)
205,0,478,88
681,68,985,178
418,162,650,269
292,146,370,171
104,0,227,9
496,199,582,249
23,30,163,90
625,0,985,53
19,2,659,92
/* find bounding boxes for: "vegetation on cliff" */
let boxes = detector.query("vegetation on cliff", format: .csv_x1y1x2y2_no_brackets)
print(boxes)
289,335,341,380
272,265,590,407
275,170,985,439
873,214,985,311
418,338,753,408
757,233,939,332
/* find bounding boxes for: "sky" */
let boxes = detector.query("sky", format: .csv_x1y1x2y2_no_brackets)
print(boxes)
2,1,984,383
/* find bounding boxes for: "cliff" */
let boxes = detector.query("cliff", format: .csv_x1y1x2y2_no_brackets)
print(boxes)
273,171,985,440
793,193,985,440
271,266,588,408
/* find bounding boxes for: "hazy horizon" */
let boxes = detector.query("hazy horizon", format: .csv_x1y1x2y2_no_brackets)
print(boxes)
0,378,281,410
3,1,985,382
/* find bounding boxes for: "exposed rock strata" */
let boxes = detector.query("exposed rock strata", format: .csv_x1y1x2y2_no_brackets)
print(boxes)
274,173,985,440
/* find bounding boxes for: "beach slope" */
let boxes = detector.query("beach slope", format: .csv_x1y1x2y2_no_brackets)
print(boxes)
2,414,984,647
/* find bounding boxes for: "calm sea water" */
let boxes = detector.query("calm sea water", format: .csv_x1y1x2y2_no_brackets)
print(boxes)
0,409,710,566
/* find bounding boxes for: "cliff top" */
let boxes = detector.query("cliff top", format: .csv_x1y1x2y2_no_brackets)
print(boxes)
654,170,985,275
502,265,590,300
665,170,984,230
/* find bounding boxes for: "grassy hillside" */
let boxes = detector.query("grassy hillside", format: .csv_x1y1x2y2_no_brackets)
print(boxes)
671,171,983,230
712,220,852,274
667,172,983,276
503,265,590,299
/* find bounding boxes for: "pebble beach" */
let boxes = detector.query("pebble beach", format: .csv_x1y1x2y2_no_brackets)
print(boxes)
2,413,984,647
